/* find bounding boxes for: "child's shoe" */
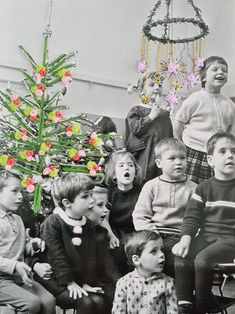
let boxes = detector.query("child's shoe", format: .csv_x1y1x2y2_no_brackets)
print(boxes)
178,303,195,314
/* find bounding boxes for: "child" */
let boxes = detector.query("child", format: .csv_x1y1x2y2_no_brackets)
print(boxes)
112,230,178,314
133,138,196,277
125,71,173,182
174,56,235,184
104,150,143,274
86,186,121,313
38,173,106,314
172,132,235,314
0,170,56,314
94,115,118,153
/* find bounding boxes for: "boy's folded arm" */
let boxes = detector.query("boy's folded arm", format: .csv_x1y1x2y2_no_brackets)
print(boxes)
132,186,158,232
0,256,18,274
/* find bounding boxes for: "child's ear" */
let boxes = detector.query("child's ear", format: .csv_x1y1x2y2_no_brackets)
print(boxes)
61,198,71,208
155,158,162,169
132,255,140,266
207,154,214,168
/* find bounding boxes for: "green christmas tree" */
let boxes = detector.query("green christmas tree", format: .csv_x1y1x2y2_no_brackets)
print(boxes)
0,16,113,214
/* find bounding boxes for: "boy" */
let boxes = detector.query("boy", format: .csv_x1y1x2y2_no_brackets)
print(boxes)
173,132,235,314
133,138,196,277
86,186,121,313
0,170,55,314
112,230,178,314
38,173,107,314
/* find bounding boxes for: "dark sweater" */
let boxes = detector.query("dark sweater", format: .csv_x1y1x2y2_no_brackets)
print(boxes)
125,105,173,181
37,214,93,296
182,176,235,238
108,185,142,234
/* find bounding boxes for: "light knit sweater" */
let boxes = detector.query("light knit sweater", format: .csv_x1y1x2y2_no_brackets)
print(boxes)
112,269,178,314
133,176,196,234
175,89,235,152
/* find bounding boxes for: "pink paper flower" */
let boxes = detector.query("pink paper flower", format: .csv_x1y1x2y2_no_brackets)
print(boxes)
90,132,97,139
35,90,43,97
34,72,42,84
27,184,35,193
187,73,200,87
43,168,50,175
61,76,72,86
165,89,180,106
166,60,180,77
195,57,204,70
136,60,147,73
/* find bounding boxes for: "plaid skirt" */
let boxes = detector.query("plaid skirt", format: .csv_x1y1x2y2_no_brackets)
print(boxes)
186,146,214,184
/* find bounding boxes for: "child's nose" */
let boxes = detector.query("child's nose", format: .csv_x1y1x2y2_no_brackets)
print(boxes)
175,158,182,164
18,192,23,201
226,150,233,158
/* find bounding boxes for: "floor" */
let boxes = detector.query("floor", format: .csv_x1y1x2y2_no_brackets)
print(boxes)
212,277,235,313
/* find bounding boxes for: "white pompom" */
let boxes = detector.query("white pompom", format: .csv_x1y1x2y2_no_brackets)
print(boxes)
73,226,83,234
72,237,82,246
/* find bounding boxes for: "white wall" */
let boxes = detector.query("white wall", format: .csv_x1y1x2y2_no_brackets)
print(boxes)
0,0,234,119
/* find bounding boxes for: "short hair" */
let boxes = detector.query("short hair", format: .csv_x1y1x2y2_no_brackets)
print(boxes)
199,56,228,88
93,185,107,196
51,173,94,209
95,116,117,134
124,230,163,265
137,71,162,93
207,132,235,155
0,170,22,191
105,150,142,186
154,137,186,159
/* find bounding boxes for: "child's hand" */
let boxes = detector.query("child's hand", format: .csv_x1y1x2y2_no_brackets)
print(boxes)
30,238,45,253
172,235,191,258
33,262,53,280
15,261,33,287
149,101,162,120
67,281,88,299
82,283,104,294
109,234,120,249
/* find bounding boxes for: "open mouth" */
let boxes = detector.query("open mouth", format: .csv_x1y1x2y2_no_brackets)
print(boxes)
124,172,130,178
215,76,224,81
225,162,234,166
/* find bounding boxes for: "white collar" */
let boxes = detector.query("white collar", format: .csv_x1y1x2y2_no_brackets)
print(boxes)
53,207,86,227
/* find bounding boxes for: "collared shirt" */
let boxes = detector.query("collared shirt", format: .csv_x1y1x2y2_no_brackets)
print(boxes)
112,269,178,314
0,209,25,276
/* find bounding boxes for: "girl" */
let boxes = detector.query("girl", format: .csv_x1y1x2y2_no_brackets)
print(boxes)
104,150,142,274
174,56,235,184
125,71,173,182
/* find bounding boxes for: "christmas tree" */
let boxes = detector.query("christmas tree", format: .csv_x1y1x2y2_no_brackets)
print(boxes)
0,8,113,214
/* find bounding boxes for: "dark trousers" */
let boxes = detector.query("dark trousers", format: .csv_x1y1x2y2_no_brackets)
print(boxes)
160,233,180,278
56,290,107,314
174,235,235,306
